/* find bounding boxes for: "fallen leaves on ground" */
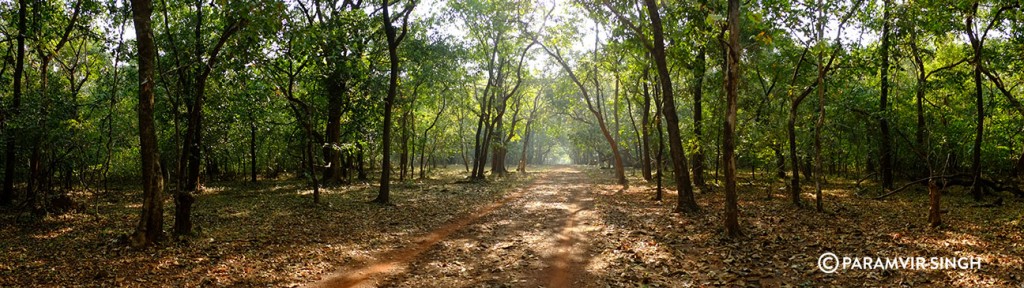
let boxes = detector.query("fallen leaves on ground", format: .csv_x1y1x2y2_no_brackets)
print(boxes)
0,167,529,287
1,166,1021,287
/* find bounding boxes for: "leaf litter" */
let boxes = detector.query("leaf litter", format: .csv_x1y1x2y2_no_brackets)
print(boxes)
2,166,1022,287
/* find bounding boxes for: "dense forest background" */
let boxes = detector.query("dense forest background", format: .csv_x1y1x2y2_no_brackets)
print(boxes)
0,0,1023,285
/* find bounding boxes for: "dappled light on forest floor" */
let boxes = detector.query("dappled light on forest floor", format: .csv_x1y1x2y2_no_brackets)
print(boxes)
2,166,1021,286
0,167,529,286
575,169,1024,287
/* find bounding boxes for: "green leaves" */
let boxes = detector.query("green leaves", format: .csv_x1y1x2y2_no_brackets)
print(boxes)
706,13,724,26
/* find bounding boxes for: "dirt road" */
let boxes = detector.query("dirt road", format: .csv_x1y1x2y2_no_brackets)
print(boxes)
310,166,609,287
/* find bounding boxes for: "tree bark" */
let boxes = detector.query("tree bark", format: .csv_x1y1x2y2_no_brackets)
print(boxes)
129,0,165,247
654,80,665,201
375,0,415,204
723,0,742,237
692,47,707,190
325,78,344,182
787,96,803,206
640,70,653,181
640,0,698,211
588,30,627,186
928,180,941,227
966,3,984,201
814,6,826,212
910,35,927,161
175,11,245,236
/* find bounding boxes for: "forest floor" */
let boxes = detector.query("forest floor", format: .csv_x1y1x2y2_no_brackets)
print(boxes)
2,165,1023,287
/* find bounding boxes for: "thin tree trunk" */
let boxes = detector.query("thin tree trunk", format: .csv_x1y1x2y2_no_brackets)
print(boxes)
518,92,542,172
640,70,653,181
692,47,707,190
175,10,244,236
814,13,826,212
539,23,627,188
103,21,127,195
966,3,984,201
625,79,643,175
910,35,927,164
375,0,415,204
654,81,665,201
723,0,742,237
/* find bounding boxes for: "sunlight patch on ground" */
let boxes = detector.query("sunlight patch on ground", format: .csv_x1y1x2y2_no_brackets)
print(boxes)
31,227,74,240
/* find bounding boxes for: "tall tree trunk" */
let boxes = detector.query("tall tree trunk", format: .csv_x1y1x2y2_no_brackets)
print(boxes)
470,40,500,180
176,82,203,236
375,0,415,204
910,39,927,168
477,108,495,177
28,55,54,207
129,0,165,247
814,8,826,212
2,0,27,205
281,59,319,200
654,82,665,201
644,0,698,212
103,22,127,194
640,71,653,181
788,98,802,206
692,47,707,190
591,26,627,187
879,0,894,190
176,2,204,236
723,0,742,237
470,100,489,178
175,10,244,236
399,109,411,181
325,79,344,182
471,118,486,177
625,79,644,175
490,104,507,175
966,3,984,201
